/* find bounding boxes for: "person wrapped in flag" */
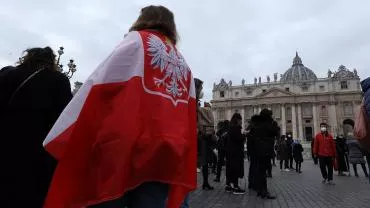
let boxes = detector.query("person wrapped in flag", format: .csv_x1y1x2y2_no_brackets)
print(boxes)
43,5,197,208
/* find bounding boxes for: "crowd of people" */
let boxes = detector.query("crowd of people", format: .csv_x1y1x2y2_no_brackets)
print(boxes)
1,4,370,208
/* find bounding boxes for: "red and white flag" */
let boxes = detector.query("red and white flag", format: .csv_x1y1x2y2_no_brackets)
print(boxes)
43,30,197,208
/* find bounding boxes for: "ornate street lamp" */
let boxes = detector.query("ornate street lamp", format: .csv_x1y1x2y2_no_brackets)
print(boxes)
56,46,77,79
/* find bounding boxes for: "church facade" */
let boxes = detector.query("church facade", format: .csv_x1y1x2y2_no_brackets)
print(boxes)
211,53,362,143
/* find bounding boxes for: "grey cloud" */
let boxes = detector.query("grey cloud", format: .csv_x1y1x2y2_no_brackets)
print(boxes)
1,0,369,102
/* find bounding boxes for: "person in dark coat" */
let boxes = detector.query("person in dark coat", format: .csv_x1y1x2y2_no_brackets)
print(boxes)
293,140,304,173
0,65,16,76
311,139,318,165
335,135,349,176
344,120,369,178
225,113,246,195
277,135,290,171
286,134,294,169
248,109,279,199
247,121,257,190
214,120,230,182
0,47,72,207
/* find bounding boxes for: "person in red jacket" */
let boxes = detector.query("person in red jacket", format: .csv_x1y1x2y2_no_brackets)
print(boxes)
313,123,337,185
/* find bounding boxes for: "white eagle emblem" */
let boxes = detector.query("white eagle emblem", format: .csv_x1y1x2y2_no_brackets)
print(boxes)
147,34,190,98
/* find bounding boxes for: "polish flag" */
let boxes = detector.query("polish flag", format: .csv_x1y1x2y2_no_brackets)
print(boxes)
43,30,197,208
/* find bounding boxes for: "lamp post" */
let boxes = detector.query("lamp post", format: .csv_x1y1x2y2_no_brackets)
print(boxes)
56,46,77,79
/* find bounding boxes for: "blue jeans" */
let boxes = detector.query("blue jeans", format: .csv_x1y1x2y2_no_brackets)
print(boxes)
181,194,190,208
89,182,168,208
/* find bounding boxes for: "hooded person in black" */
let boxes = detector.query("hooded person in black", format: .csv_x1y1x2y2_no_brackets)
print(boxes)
214,120,230,182
225,113,246,195
248,109,280,199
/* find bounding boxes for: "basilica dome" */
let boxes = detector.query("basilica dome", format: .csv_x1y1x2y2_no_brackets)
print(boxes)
281,52,317,82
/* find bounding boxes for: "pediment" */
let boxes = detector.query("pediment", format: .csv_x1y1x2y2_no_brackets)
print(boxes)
257,87,295,98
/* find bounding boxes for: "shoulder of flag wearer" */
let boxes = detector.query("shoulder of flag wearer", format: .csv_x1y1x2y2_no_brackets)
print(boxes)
43,31,145,159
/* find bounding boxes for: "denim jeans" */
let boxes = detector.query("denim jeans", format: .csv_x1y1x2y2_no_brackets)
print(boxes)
89,182,168,208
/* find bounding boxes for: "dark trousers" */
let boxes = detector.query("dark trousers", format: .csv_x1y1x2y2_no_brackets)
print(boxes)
280,159,288,169
256,156,269,194
296,161,302,172
248,156,257,189
289,156,294,168
216,149,226,180
272,157,276,165
89,182,168,208
267,158,272,176
313,156,318,165
319,156,334,181
353,163,369,176
202,164,210,186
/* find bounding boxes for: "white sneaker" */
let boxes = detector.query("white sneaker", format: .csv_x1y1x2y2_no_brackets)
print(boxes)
197,168,201,173
284,169,290,172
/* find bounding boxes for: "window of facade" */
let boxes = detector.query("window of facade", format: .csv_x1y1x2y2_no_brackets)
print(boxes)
220,91,225,98
320,105,328,116
302,103,313,117
218,110,225,120
319,85,325,91
247,90,252,95
340,81,348,89
235,91,239,97
285,87,290,92
272,105,281,118
286,107,292,118
343,102,353,116
302,86,309,92
262,89,267,93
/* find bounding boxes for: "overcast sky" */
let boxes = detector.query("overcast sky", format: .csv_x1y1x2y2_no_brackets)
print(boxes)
1,0,370,101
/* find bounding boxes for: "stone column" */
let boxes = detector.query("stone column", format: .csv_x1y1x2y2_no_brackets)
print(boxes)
212,109,217,129
297,104,304,140
329,104,338,136
313,104,319,137
258,105,262,114
241,107,245,130
353,101,360,118
281,104,286,135
292,104,297,139
227,108,232,120
254,106,258,115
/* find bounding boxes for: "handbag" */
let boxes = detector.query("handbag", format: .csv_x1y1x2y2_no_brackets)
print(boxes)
354,101,370,150
7,69,43,106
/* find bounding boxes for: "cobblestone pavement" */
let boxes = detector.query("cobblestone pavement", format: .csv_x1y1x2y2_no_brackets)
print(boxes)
189,161,370,208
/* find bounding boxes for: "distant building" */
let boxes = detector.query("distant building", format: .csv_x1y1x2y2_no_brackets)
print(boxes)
211,53,362,142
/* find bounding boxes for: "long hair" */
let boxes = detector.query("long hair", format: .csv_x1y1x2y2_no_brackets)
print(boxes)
129,5,178,45
18,47,57,71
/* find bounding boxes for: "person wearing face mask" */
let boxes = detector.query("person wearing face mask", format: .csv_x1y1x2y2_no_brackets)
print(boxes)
313,123,337,185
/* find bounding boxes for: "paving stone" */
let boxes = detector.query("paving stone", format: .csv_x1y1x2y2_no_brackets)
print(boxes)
189,161,370,208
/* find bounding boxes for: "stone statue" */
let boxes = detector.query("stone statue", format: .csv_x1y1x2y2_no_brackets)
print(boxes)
354,68,358,76
254,77,257,84
228,80,232,86
213,82,216,89
258,77,261,84
274,73,278,82
242,79,245,86
328,69,332,78
267,75,270,83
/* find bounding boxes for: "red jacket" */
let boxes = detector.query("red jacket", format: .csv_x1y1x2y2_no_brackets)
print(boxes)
313,133,336,157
